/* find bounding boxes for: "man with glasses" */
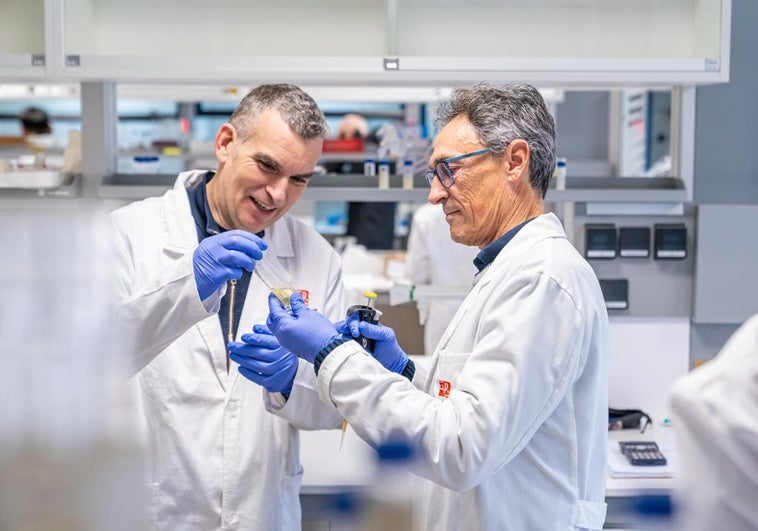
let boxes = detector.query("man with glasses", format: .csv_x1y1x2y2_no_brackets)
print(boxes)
110,84,348,530
236,83,610,530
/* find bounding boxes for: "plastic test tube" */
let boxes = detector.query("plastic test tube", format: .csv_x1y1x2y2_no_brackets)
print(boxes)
378,160,390,189
254,253,297,307
364,159,376,177
402,159,414,190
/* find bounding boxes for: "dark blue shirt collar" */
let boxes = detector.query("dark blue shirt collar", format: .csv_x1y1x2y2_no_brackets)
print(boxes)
473,217,536,273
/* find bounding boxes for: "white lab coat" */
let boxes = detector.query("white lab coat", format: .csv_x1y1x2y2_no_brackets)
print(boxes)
406,203,478,355
318,213,609,530
670,313,758,531
110,171,346,531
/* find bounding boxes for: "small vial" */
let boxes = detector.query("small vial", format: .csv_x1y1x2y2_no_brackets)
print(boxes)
402,159,414,190
378,160,390,189
554,158,567,191
364,159,376,177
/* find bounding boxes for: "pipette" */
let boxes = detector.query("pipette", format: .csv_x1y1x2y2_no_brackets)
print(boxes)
341,291,381,449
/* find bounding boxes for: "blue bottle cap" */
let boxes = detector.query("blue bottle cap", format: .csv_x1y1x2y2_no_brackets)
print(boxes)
376,438,414,462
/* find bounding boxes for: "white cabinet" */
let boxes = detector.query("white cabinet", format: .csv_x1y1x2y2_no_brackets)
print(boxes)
395,0,730,85
0,0,46,79
1,0,732,86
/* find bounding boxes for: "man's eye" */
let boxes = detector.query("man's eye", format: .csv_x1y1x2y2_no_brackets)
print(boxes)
256,160,277,173
291,176,310,185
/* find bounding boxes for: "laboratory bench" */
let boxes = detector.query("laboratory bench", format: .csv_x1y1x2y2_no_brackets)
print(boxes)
297,396,676,528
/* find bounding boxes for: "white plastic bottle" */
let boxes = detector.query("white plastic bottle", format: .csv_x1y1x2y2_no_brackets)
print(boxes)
402,159,414,190
378,160,390,189
554,157,567,190
364,159,376,177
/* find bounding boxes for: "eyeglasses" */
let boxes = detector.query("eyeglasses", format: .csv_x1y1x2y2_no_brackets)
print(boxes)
424,148,491,188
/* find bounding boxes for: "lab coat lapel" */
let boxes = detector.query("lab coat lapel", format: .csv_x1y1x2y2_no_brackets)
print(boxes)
161,170,231,390
428,214,566,393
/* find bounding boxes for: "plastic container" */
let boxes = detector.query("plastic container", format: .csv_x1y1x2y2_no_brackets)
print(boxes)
131,156,160,174
322,138,365,153
364,159,376,177
254,253,297,307
378,160,390,189
554,157,567,190
402,159,414,190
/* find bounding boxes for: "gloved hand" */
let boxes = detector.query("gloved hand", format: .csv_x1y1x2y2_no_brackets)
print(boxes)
338,313,409,374
267,292,345,364
193,230,267,301
229,324,298,395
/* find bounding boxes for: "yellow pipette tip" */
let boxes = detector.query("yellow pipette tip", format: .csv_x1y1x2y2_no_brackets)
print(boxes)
340,419,348,450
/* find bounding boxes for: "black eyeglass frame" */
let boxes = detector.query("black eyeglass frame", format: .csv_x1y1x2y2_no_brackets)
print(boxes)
424,148,491,188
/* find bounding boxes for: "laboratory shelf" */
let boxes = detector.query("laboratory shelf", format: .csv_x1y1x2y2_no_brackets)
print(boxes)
97,174,689,204
547,177,688,203
0,173,81,199
303,186,429,202
98,173,173,199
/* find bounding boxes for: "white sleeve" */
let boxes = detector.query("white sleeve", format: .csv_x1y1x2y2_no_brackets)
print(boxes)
670,314,758,531
111,216,219,376
317,272,587,491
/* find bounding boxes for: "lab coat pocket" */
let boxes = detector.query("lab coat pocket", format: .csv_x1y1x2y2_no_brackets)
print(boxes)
281,469,304,530
434,351,471,398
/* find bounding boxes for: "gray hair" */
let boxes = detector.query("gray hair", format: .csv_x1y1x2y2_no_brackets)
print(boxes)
434,83,556,198
230,84,329,141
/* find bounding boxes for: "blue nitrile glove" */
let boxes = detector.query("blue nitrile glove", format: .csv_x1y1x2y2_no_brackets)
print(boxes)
339,313,409,374
266,292,345,364
229,324,298,395
192,230,267,301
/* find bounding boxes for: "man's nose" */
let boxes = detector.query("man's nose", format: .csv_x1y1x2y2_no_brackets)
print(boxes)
266,177,289,205
427,177,448,205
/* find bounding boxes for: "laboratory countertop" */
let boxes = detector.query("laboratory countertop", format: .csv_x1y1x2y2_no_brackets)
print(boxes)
605,427,675,497
299,395,675,499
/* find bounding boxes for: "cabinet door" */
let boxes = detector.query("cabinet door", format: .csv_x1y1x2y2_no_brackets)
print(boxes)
58,0,387,82
395,0,730,86
0,0,47,79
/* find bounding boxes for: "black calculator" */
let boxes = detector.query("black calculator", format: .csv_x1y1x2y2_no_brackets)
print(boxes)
619,441,667,466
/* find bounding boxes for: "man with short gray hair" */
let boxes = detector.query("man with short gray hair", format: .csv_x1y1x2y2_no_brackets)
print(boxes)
111,84,347,530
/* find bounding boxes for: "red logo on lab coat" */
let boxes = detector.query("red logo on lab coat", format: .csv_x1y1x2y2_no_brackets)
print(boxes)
438,380,452,398
298,289,310,305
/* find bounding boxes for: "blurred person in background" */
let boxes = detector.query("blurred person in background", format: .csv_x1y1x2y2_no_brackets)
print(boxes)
19,106,55,152
670,312,758,531
406,202,478,355
19,106,51,136
337,112,369,140
110,84,347,530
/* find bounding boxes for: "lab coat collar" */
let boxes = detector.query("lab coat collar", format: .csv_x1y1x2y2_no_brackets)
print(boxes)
472,213,565,290
162,170,208,254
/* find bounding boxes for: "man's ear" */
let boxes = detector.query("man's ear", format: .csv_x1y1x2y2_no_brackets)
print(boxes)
215,123,237,164
505,139,530,184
